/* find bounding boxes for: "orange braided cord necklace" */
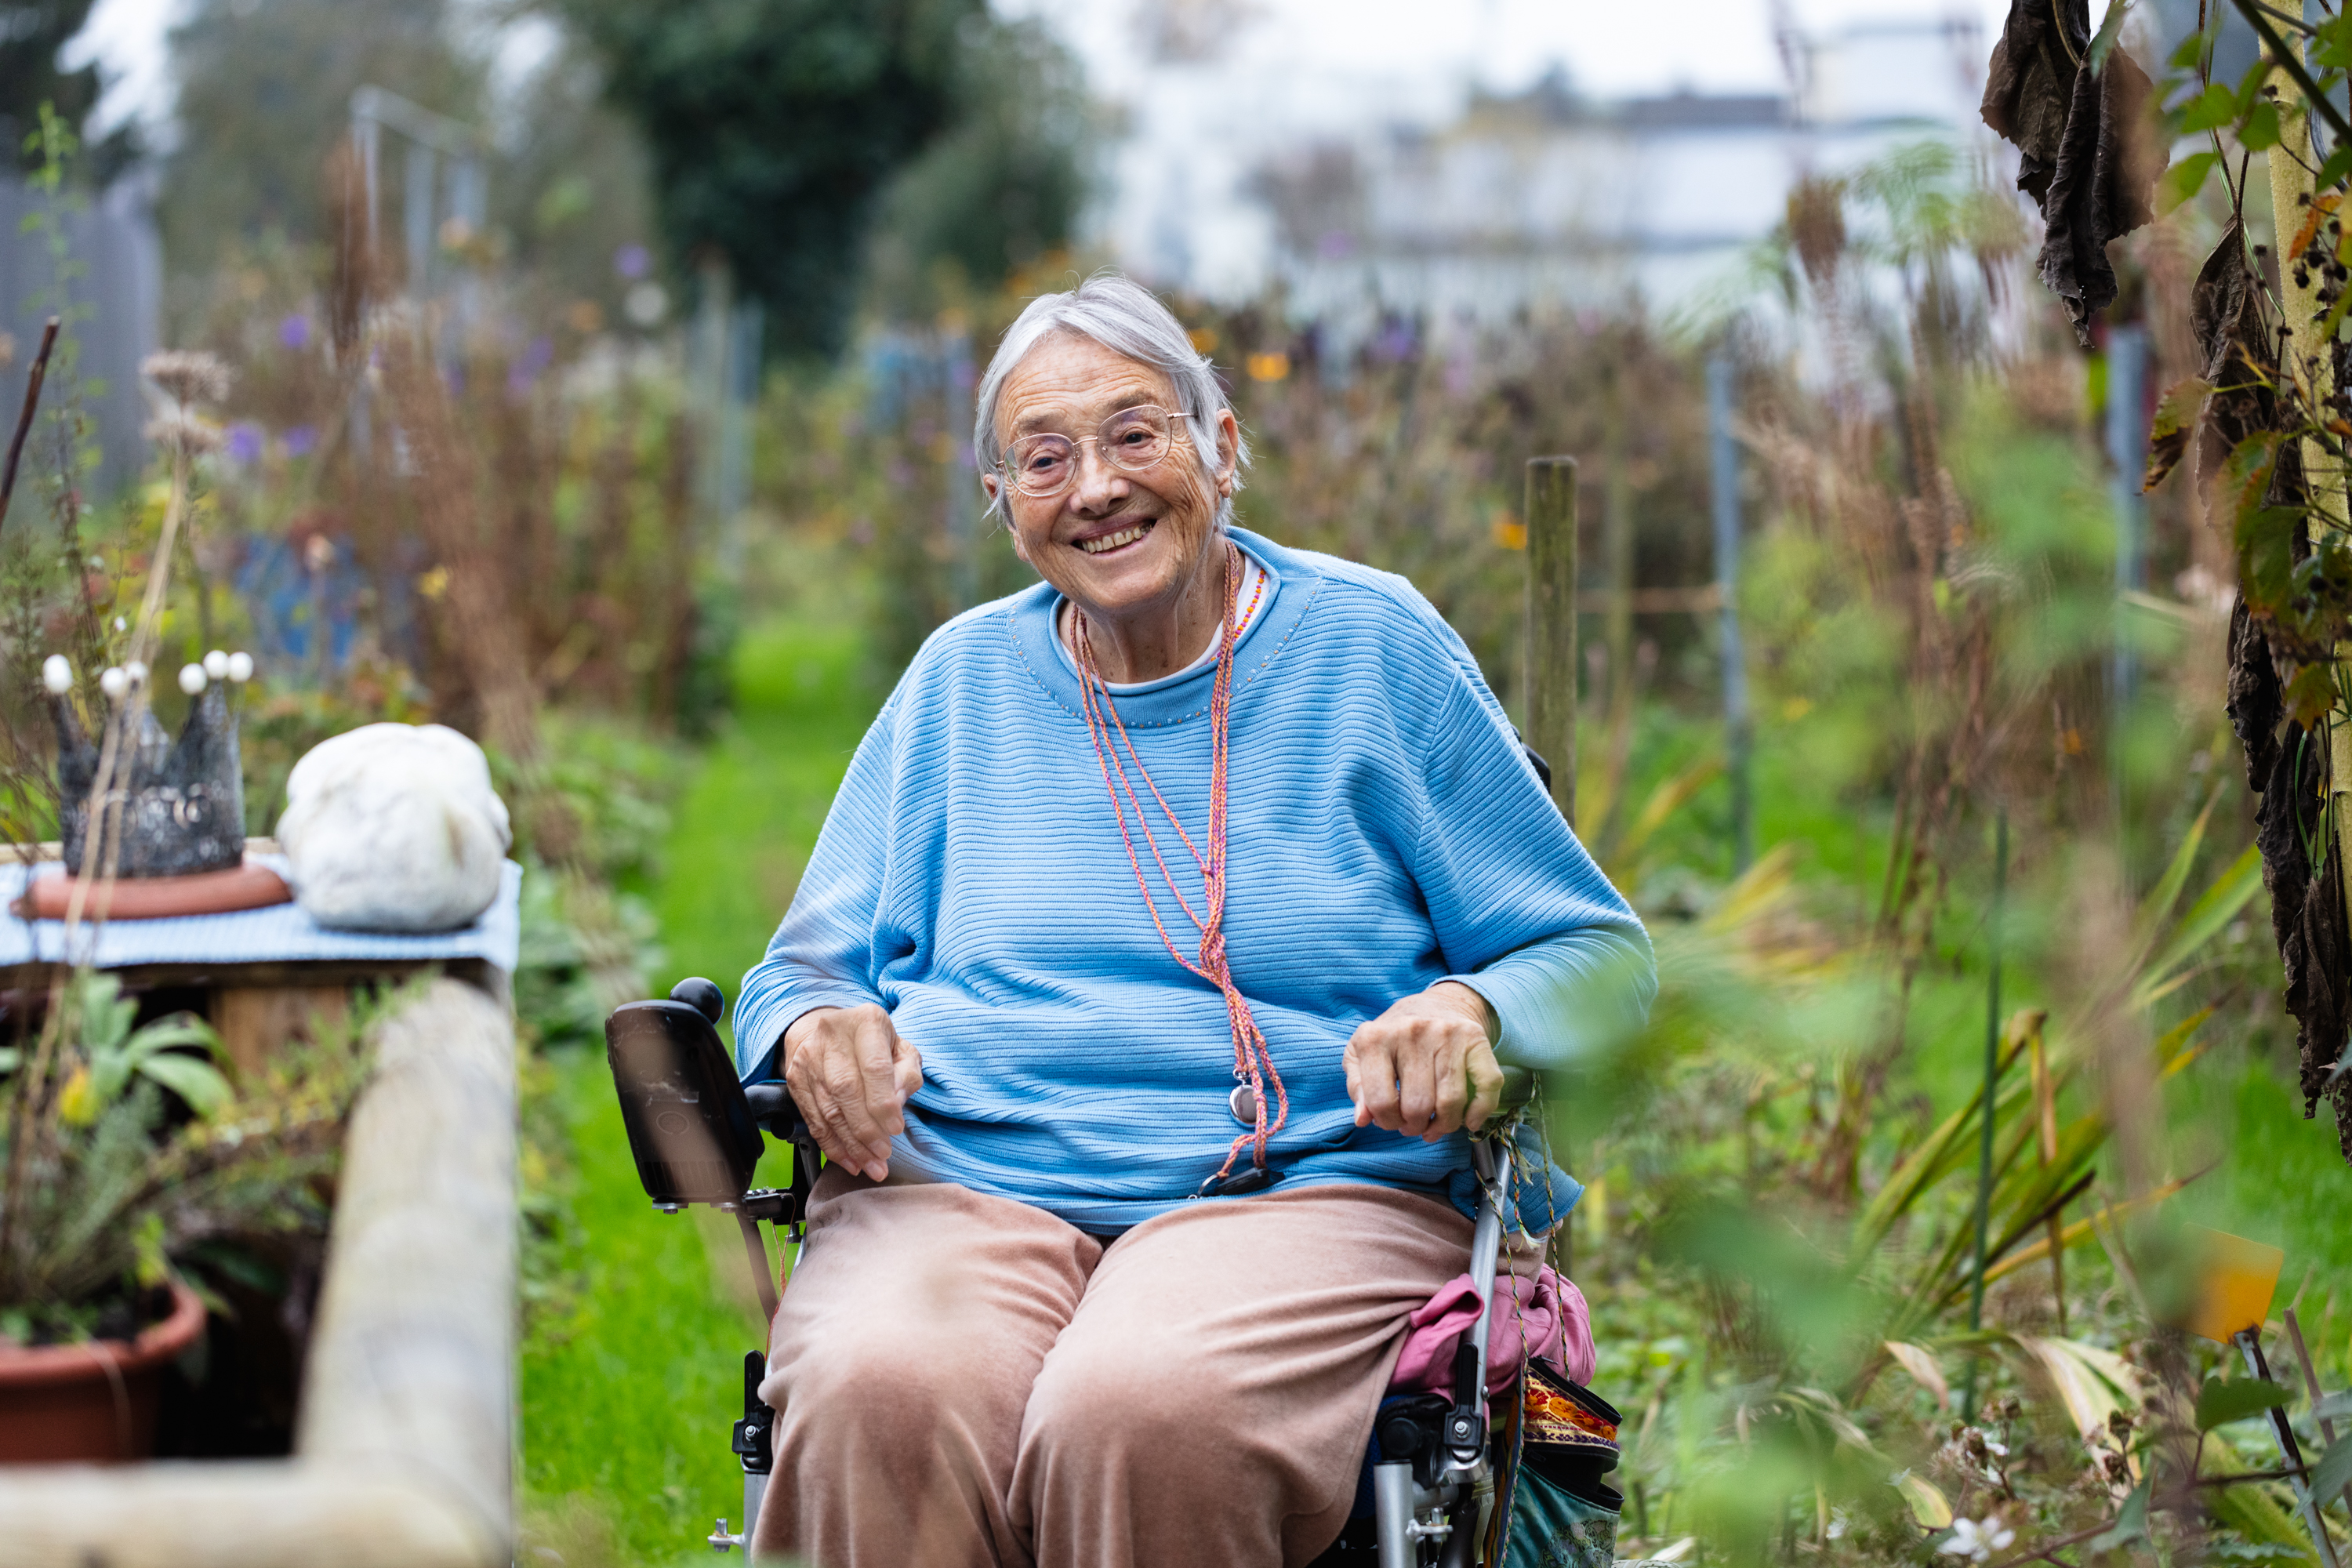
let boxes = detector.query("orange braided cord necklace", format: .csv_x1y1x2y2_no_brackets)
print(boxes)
1073,540,1287,1190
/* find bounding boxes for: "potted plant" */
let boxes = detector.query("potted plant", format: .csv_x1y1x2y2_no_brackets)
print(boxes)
0,969,367,1462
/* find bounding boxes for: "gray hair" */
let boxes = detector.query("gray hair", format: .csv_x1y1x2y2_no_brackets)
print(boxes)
973,271,1248,525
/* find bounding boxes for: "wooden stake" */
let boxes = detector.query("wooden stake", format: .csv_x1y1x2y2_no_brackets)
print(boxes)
1525,456,1577,826
0,316,60,535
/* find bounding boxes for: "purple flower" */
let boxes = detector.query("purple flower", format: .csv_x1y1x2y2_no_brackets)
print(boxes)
284,425,317,458
508,336,556,397
225,422,264,465
278,314,311,350
615,244,651,280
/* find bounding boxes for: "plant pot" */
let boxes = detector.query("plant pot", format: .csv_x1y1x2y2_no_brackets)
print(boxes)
0,1279,206,1463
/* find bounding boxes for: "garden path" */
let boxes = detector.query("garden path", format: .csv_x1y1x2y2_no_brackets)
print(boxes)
523,614,877,1566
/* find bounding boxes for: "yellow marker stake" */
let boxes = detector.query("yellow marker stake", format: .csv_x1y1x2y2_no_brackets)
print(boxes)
2178,1225,2285,1344
2171,1227,2335,1568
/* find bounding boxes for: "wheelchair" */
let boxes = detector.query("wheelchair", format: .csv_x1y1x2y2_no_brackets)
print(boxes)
603,976,1585,1567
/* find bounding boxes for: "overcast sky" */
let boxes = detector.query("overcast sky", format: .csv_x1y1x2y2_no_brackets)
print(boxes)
64,0,2013,138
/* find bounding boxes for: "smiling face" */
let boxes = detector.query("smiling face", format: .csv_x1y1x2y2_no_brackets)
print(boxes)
983,332,1239,648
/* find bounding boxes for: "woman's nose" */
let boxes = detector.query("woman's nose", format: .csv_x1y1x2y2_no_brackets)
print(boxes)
1067,441,1128,510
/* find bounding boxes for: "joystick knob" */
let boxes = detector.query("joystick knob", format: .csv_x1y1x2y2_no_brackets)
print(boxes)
671,976,725,1025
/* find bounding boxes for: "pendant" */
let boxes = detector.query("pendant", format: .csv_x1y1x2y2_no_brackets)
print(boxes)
1196,1163,1282,1199
1229,1082,1258,1123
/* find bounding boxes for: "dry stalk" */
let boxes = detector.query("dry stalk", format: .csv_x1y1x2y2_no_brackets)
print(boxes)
376,329,640,1007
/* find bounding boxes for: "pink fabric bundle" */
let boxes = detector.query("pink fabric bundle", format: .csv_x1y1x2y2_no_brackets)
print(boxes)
1389,1265,1595,1396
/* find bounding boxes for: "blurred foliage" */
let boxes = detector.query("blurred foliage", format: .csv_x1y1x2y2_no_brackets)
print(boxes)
860,15,1098,322
555,0,1090,356
0,0,136,177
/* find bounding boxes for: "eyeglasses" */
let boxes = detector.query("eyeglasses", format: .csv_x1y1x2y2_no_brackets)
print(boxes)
998,405,1198,499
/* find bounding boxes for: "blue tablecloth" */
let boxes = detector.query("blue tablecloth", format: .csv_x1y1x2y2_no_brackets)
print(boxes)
0,856,523,974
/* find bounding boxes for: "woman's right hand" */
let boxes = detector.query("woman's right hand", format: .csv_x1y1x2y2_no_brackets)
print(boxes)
780,1004,923,1181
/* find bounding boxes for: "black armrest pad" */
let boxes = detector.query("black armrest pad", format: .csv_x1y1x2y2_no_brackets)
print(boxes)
745,1080,820,1149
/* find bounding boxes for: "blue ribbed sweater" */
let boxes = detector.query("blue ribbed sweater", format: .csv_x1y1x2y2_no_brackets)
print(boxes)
736,528,1654,1232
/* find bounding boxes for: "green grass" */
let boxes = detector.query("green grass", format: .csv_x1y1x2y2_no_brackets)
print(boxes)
521,611,881,1566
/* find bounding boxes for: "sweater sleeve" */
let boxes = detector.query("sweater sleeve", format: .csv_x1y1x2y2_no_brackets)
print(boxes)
1412,678,1656,1069
732,695,902,1080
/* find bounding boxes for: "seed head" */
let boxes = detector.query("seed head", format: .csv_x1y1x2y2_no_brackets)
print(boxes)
143,414,225,456
141,350,233,407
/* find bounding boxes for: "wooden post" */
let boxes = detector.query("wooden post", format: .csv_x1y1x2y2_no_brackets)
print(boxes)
1525,457,1578,827
298,976,515,1539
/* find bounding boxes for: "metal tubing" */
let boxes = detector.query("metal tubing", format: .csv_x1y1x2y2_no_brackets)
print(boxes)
739,1213,779,1323
1373,1462,1419,1568
742,1472,768,1546
1706,354,1752,874
1464,1137,1504,1376
1435,1491,1479,1568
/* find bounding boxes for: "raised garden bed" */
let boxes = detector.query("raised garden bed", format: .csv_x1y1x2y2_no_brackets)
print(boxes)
0,846,520,1567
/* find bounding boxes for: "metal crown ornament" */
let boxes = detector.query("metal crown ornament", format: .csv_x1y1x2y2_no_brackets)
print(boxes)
45,651,255,878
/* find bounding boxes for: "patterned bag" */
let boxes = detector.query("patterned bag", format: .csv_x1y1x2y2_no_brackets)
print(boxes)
1486,1358,1624,1568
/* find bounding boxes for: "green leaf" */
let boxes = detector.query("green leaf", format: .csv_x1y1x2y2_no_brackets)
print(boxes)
122,1017,225,1063
2170,27,2209,71
2089,1474,2151,1553
2309,1435,2352,1503
2134,787,2218,951
2318,13,2352,69
2089,0,2134,73
1893,1469,1953,1530
2285,661,2339,728
2158,152,2221,216
2241,100,2285,151
2240,503,2304,612
2322,141,2352,194
2140,843,2263,1000
135,1052,234,1117
2196,1376,2292,1431
2183,82,2241,132
2236,56,2278,118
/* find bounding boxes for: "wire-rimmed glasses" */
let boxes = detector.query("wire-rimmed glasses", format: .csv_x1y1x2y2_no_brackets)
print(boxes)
998,405,1198,499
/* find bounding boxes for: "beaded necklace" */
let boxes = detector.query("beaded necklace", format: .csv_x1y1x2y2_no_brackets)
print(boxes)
1072,540,1287,1195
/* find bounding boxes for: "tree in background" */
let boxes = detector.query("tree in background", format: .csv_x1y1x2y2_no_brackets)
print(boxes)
0,0,136,177
556,0,1091,356
862,14,1094,319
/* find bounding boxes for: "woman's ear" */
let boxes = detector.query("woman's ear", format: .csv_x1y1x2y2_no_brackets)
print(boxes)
986,474,1033,562
1212,408,1240,498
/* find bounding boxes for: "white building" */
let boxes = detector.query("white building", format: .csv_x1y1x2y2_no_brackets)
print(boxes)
1088,15,1992,328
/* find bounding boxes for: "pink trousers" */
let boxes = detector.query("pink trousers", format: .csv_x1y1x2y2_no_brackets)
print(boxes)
750,1170,1476,1568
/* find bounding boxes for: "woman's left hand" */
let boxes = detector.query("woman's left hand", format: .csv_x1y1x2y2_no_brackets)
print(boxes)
1341,982,1505,1142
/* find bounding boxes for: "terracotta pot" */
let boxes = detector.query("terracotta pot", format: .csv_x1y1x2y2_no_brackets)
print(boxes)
0,1280,205,1463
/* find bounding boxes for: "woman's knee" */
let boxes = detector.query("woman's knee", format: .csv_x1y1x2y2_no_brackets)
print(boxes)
1021,1322,1237,1466
772,1316,994,1452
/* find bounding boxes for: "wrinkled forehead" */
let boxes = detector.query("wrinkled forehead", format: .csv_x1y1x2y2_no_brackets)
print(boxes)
998,330,1181,440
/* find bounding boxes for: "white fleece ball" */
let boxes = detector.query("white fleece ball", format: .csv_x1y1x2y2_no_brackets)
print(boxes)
278,723,513,932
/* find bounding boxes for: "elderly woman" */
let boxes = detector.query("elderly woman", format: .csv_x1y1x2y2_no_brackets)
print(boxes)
735,274,1652,1568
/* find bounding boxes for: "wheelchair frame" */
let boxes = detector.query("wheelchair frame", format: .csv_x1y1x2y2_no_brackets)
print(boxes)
603,978,1530,1568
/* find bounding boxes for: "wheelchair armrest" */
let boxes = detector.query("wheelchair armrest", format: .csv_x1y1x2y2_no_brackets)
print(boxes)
744,1080,821,1152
